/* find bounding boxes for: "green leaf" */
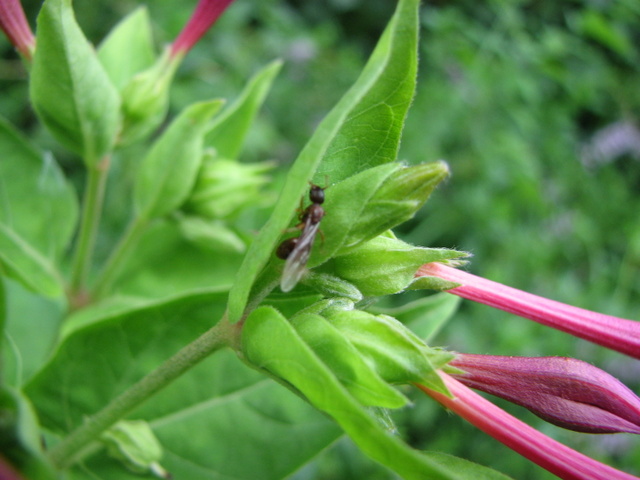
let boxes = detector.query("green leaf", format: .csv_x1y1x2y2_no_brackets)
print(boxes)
313,0,419,183
372,293,462,343
205,60,283,159
108,219,243,299
242,306,460,480
324,309,448,385
134,100,224,220
97,7,156,90
0,225,63,297
0,116,78,261
26,293,340,479
2,280,65,387
30,0,121,166
292,313,408,408
227,0,420,322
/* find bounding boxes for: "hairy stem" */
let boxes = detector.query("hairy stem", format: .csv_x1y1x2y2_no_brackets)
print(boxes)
69,157,110,295
92,215,149,300
47,314,239,469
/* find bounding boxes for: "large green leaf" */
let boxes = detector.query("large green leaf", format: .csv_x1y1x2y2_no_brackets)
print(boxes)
2,280,65,387
0,117,78,261
25,292,341,478
0,225,63,297
227,0,420,322
107,219,243,299
30,0,121,166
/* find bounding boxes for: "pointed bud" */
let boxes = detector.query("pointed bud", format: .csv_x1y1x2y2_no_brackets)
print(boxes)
118,51,179,145
331,233,465,296
184,154,274,219
100,420,169,478
0,0,35,60
338,161,449,249
449,354,640,434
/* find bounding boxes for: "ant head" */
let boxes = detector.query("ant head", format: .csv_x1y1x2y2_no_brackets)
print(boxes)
308,183,325,205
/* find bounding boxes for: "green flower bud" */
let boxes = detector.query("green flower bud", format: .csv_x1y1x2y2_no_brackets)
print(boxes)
348,161,449,245
325,309,454,385
313,161,450,266
185,154,274,220
100,420,169,478
119,50,179,145
331,233,466,296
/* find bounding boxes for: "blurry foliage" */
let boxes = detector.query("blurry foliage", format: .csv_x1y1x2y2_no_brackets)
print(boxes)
2,0,639,478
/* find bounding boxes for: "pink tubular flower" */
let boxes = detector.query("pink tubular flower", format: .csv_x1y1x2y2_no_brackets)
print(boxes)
170,0,237,57
418,374,640,480
0,0,35,60
449,353,640,434
417,262,640,360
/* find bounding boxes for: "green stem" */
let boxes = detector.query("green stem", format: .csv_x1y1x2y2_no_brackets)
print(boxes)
69,157,110,295
47,315,239,469
92,215,149,300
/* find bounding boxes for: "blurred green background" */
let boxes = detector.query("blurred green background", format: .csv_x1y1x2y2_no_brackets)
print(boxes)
2,0,640,478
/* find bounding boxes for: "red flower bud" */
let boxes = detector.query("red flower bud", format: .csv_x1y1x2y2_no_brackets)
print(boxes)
450,354,640,434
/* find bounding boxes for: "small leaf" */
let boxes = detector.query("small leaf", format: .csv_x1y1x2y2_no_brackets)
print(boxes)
205,60,283,159
134,99,224,220
97,7,156,90
30,0,121,166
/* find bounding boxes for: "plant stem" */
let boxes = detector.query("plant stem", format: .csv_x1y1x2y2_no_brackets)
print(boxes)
92,215,149,300
69,157,110,295
47,315,239,469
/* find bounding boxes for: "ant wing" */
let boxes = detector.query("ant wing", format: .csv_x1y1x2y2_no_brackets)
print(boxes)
280,221,321,292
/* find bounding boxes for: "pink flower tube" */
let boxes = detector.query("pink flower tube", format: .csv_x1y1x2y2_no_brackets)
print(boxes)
417,262,640,359
418,374,639,480
171,0,237,56
0,0,35,60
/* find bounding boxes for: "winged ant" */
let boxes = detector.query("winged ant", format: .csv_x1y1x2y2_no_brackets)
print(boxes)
276,183,325,292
